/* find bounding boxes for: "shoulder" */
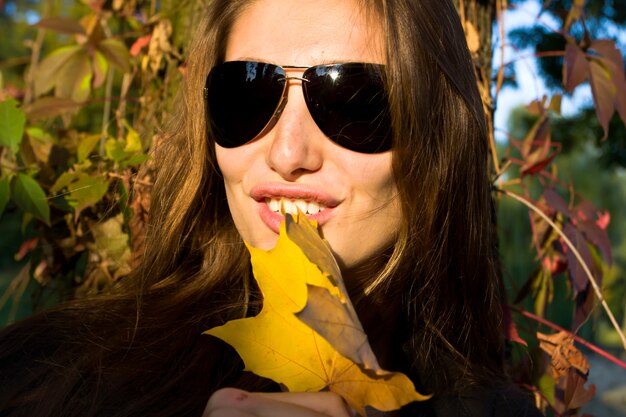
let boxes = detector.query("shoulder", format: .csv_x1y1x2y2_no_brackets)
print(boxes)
482,384,544,417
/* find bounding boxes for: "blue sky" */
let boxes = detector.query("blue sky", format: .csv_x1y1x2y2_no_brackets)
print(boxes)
493,0,626,142
494,0,592,141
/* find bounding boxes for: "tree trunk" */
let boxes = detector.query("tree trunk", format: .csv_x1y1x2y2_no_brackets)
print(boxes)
452,0,499,172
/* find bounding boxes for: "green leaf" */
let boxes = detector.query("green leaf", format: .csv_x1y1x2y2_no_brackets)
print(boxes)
537,372,555,405
11,173,50,225
120,153,149,168
92,50,109,88
97,39,131,73
77,134,102,162
34,45,83,97
0,98,26,155
50,171,77,194
26,127,55,144
531,267,553,317
90,214,131,265
105,138,126,163
123,123,142,153
54,48,92,103
67,174,109,217
0,177,10,217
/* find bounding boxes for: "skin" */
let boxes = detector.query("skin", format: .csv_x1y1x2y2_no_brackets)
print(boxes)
215,0,400,280
209,0,397,415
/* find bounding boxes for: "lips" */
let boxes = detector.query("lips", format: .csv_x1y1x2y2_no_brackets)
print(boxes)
250,184,340,233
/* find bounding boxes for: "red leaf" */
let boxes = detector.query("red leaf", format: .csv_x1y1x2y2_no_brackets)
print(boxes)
557,368,596,411
573,199,597,222
590,40,625,68
563,224,593,295
578,219,612,265
15,237,38,261
589,59,616,140
36,16,86,35
521,151,557,177
542,255,567,275
543,188,572,217
590,40,626,129
130,35,152,57
502,304,528,347
563,42,589,92
573,286,595,330
521,116,550,157
595,211,610,230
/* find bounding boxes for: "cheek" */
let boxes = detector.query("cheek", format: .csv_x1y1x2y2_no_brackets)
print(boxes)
216,148,242,185
357,155,396,200
215,147,248,226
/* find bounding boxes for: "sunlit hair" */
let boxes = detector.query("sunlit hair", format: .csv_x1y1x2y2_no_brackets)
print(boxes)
0,1,505,415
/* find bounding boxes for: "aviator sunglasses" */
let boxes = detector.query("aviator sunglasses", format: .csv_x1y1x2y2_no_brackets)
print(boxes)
204,60,392,154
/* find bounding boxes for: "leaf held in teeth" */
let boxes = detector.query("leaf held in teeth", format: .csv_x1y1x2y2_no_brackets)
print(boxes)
204,209,429,416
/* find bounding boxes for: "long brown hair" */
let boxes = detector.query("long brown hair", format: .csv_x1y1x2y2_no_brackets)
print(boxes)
0,0,505,416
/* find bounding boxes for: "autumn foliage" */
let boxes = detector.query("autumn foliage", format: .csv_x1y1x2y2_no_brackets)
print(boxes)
0,1,625,416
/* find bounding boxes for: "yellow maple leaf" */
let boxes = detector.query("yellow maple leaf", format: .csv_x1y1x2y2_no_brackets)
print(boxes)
205,213,429,415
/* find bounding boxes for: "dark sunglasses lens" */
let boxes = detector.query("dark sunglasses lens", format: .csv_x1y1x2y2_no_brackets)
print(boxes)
303,64,391,153
206,61,285,148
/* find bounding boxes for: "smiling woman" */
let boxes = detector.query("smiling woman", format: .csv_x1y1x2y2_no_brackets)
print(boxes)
216,0,398,274
0,0,543,416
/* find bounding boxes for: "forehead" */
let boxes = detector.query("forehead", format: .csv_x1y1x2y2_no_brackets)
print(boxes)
225,0,384,66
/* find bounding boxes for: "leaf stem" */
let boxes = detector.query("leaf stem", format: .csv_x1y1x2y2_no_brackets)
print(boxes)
100,21,115,156
511,306,626,371
500,188,626,350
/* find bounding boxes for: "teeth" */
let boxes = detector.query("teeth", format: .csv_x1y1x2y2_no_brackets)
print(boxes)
283,200,296,214
295,200,307,213
264,198,326,215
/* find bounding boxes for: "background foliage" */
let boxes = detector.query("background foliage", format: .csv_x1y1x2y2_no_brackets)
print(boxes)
0,0,625,416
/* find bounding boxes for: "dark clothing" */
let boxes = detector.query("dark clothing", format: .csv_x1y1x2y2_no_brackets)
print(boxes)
400,385,544,417
0,306,544,417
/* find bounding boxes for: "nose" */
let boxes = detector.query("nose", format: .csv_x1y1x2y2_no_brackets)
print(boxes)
265,79,324,181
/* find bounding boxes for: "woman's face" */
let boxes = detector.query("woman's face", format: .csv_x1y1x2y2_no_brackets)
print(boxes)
216,0,400,277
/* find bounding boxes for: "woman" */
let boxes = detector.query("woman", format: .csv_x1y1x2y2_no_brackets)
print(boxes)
0,0,541,416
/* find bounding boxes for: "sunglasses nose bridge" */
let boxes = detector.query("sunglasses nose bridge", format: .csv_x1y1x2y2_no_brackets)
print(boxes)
272,75,311,122
280,75,310,83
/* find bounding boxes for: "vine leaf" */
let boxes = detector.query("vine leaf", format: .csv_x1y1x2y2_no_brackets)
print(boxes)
66,174,109,220
538,331,589,379
205,213,428,416
0,98,26,155
51,171,109,221
36,16,86,35
538,331,596,412
0,177,10,218
11,173,50,225
23,97,82,121
563,42,589,92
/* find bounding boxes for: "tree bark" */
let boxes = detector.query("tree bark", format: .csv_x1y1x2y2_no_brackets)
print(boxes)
453,0,500,172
